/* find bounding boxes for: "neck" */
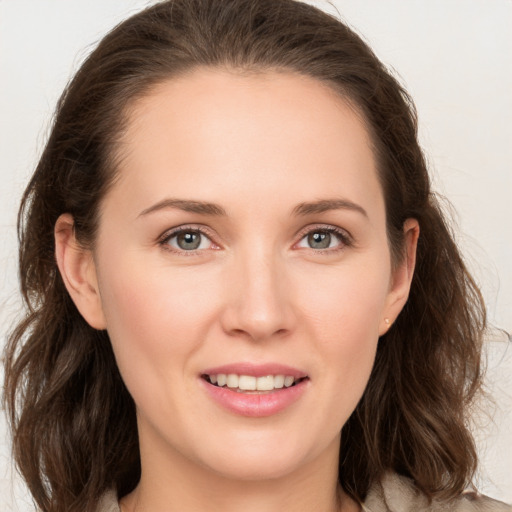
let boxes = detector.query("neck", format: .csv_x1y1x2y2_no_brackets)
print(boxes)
120,431,359,512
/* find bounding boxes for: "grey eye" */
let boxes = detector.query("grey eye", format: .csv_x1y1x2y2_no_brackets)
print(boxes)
307,231,332,249
177,232,202,250
167,230,211,251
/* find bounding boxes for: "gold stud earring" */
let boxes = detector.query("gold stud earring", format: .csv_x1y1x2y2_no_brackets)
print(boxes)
384,318,391,328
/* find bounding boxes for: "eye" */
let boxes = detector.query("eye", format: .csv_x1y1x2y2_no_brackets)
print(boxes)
161,228,214,252
296,227,351,251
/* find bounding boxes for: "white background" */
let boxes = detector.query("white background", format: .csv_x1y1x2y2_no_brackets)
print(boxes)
1,0,511,509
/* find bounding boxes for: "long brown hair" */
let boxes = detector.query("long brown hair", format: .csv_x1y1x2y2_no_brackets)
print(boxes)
3,1,485,510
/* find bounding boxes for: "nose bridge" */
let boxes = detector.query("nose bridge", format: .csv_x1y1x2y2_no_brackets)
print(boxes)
222,242,294,341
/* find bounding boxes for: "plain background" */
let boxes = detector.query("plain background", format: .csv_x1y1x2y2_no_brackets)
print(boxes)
1,0,511,509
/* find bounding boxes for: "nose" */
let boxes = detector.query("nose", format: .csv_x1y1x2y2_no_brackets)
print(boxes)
220,248,296,342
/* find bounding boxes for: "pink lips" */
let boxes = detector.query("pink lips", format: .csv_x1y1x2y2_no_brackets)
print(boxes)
202,362,308,379
200,363,309,417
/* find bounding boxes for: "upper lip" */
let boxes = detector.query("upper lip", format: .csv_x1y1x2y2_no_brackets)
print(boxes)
201,362,308,379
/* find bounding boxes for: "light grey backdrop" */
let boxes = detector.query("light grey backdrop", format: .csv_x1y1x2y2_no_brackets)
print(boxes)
1,0,511,509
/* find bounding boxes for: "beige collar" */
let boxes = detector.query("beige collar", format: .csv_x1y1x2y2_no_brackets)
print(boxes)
96,473,512,512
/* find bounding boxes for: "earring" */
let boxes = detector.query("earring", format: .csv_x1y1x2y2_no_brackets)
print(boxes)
384,318,391,328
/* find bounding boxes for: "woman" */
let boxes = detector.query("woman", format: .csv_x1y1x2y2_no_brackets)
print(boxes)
3,0,510,511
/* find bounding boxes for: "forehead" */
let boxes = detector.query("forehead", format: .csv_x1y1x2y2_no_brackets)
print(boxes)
110,68,382,219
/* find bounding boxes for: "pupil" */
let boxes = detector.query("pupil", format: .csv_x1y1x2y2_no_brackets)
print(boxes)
308,232,330,249
178,232,201,250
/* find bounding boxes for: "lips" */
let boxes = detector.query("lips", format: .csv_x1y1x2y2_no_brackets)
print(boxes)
200,363,309,417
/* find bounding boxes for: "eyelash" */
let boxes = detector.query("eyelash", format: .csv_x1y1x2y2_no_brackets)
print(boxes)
158,224,353,255
295,225,353,253
158,225,218,255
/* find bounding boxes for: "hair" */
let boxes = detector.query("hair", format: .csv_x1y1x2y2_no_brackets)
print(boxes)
3,1,485,511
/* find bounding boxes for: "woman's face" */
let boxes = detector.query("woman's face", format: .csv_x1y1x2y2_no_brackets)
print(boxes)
65,69,416,483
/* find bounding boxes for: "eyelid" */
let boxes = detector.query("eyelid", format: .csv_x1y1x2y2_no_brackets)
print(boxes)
158,224,220,253
293,224,353,251
156,223,353,254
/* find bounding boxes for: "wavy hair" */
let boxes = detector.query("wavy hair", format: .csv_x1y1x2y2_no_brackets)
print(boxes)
3,1,485,510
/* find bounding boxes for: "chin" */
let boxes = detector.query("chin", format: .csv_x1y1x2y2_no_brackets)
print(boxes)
207,452,305,482
197,431,326,483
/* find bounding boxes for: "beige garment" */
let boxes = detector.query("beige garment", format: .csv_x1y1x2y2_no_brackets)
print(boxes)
97,473,512,512
363,473,512,512
96,490,121,512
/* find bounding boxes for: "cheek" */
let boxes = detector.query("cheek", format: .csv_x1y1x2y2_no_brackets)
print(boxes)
95,255,220,395
295,260,389,413
297,258,389,344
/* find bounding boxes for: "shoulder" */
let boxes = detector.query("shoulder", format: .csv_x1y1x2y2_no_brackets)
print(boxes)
95,478,512,512
363,473,512,512
96,489,121,512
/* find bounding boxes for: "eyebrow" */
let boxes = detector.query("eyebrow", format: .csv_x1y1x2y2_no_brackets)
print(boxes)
292,199,368,218
138,197,368,219
138,198,227,217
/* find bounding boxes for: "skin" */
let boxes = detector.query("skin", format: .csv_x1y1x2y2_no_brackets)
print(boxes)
55,69,418,512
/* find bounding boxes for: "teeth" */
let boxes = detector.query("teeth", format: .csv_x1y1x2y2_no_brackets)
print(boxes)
207,373,301,391
226,374,238,388
273,375,285,389
239,375,256,390
256,375,274,391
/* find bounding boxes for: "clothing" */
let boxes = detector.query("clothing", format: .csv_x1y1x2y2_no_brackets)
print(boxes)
363,473,512,512
96,473,512,512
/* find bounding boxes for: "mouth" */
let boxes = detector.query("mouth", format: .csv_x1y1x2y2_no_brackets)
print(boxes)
201,373,308,393
200,363,310,416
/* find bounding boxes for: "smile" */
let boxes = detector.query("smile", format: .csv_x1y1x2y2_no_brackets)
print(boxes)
203,373,306,392
200,364,310,417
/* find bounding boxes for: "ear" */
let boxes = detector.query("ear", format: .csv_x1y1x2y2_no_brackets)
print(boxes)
379,218,419,335
54,214,107,330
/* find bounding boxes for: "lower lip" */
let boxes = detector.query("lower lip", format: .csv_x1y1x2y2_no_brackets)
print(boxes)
200,378,309,417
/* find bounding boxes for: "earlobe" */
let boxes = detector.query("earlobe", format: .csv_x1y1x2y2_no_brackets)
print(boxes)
380,218,419,335
54,214,107,330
